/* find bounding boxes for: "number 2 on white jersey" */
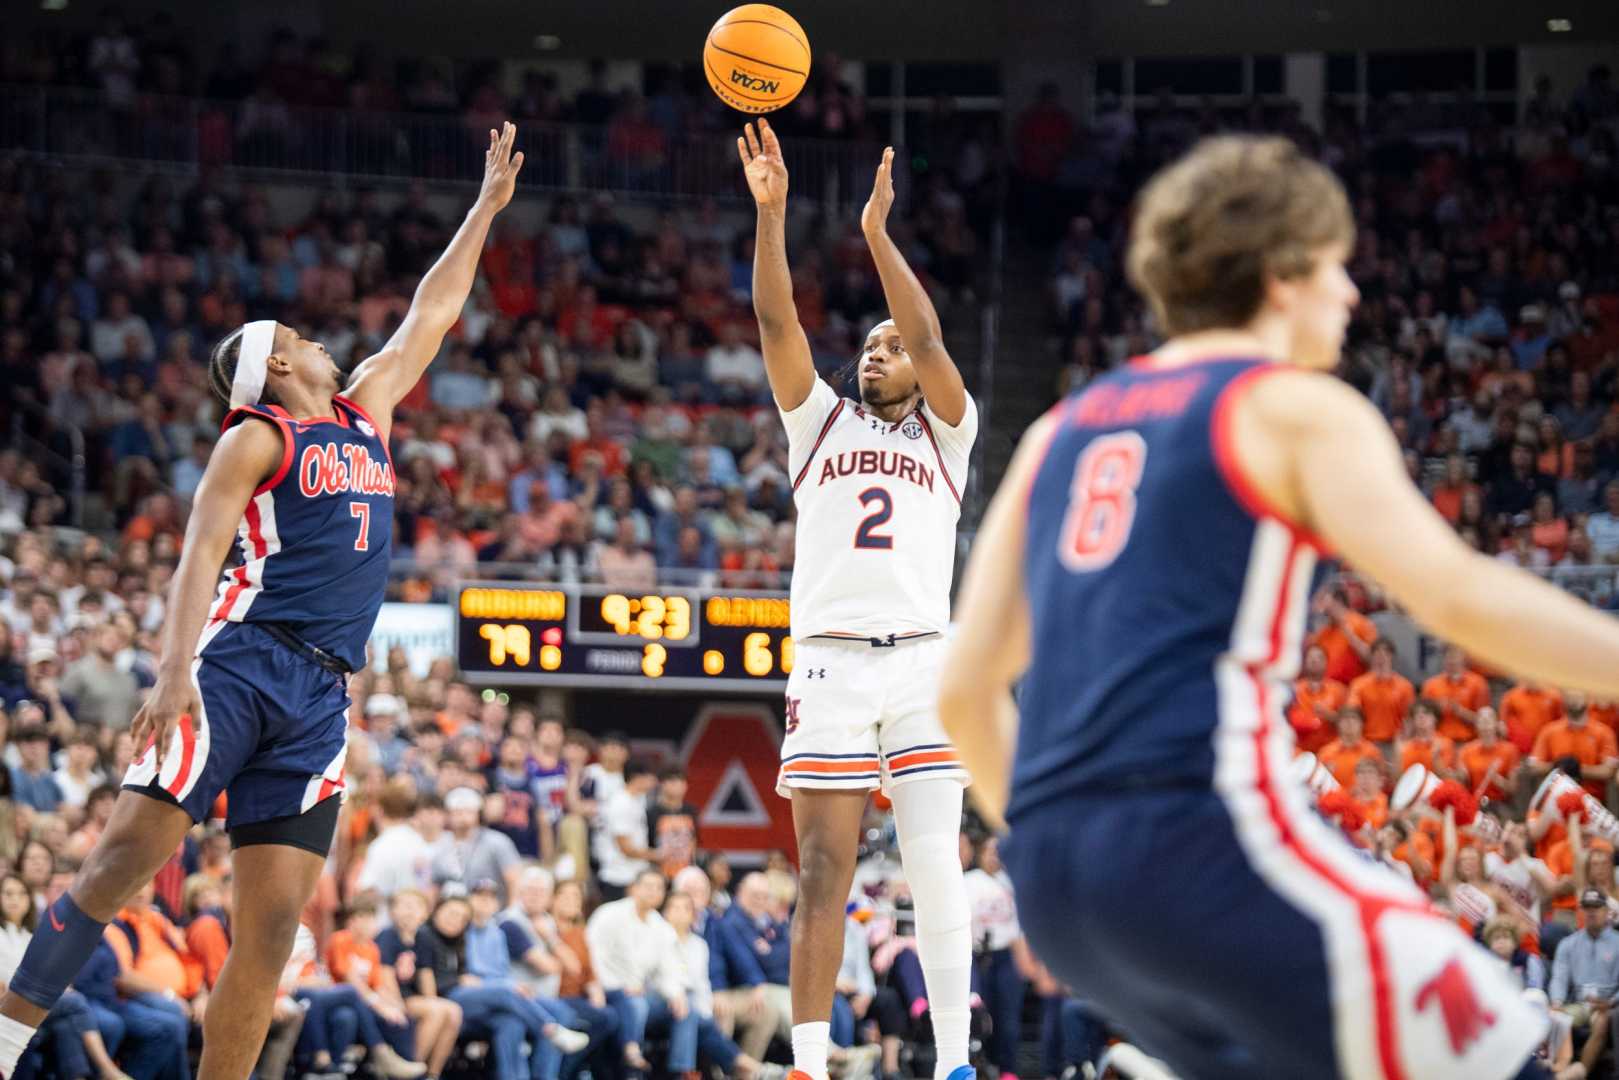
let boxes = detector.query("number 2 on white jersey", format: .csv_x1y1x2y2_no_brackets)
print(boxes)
1058,431,1146,572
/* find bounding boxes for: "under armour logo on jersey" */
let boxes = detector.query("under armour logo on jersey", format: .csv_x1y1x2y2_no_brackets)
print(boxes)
1415,956,1496,1054
784,696,802,734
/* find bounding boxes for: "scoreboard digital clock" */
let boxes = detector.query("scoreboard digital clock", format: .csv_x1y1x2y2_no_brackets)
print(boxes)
456,583,793,691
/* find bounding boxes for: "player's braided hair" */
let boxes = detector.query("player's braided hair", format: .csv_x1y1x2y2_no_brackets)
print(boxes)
207,325,279,408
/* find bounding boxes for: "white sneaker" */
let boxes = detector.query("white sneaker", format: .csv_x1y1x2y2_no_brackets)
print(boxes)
548,1027,591,1054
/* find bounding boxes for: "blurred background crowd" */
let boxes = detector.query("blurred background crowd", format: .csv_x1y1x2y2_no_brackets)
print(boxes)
2,4,1619,1080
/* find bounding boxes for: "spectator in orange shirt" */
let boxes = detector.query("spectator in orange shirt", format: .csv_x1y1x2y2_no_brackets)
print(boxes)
1397,701,1460,781
1589,699,1619,741
326,893,421,1068
1347,639,1415,752
1421,646,1491,744
1378,819,1435,887
1530,692,1619,801
183,874,230,992
1307,588,1377,684
1458,708,1522,803
1501,681,1565,755
1349,757,1389,831
1287,645,1346,755
1317,710,1385,792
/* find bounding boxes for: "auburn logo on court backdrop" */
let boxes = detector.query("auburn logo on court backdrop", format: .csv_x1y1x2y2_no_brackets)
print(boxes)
1415,957,1496,1054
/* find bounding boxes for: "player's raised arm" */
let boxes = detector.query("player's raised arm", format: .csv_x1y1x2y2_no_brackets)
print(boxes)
861,147,967,426
128,419,284,758
1244,370,1619,696
345,122,525,425
739,118,815,411
938,414,1053,828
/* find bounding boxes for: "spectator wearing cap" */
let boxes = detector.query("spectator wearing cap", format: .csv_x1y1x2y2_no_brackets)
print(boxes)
10,725,62,813
586,868,697,1076
597,760,659,903
60,622,140,731
356,779,431,903
1422,646,1491,744
1549,888,1619,1072
1347,639,1414,753
23,647,75,732
1531,693,1619,802
364,694,411,774
1286,645,1345,755
430,787,522,906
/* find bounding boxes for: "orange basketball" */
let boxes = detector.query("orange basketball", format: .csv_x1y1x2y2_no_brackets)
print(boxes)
703,4,811,114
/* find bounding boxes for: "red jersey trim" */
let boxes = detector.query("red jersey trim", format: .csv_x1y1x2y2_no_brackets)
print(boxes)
915,412,962,505
220,407,296,497
1209,365,1333,555
792,399,847,492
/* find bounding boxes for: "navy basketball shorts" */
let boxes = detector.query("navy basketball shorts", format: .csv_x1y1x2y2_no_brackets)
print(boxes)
122,621,349,855
1003,783,1545,1080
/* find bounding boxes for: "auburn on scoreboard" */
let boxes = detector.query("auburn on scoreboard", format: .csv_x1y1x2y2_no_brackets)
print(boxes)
456,583,792,691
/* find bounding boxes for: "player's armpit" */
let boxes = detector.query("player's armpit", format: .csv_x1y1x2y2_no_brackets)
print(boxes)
1239,371,1619,698
939,414,1052,826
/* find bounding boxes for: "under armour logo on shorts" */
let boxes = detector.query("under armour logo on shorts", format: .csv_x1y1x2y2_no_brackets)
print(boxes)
806,669,827,679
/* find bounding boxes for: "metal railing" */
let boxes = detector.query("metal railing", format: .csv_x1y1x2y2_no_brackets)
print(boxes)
1,85,884,208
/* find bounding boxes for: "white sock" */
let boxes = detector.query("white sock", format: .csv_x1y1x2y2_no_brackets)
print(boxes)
0,1013,39,1078
791,1020,830,1080
924,974,973,1078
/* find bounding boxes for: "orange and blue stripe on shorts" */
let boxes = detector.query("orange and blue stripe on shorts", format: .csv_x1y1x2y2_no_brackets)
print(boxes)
779,752,882,786
883,743,964,780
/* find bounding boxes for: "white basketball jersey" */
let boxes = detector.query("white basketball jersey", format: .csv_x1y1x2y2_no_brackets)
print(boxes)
779,378,978,641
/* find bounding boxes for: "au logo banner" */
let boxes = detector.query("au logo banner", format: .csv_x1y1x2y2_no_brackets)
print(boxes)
679,703,796,858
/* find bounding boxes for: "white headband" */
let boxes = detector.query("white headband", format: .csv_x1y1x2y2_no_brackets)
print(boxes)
230,320,276,409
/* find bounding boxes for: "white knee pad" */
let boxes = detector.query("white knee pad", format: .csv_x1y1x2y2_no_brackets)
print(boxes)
892,780,970,938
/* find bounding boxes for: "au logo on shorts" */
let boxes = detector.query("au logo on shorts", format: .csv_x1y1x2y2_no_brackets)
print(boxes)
784,696,802,734
901,418,924,440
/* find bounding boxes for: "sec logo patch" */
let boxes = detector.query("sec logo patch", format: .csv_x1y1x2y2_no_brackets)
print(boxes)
901,418,924,440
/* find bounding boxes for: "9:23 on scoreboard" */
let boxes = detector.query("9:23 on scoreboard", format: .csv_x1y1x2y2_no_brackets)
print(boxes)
456,583,793,691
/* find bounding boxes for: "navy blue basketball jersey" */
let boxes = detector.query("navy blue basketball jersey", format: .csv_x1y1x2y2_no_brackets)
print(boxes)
1010,357,1328,822
208,394,395,671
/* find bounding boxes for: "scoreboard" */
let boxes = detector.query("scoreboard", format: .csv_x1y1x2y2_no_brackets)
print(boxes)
456,583,793,691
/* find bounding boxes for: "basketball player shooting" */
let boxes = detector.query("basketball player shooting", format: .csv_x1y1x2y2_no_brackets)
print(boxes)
0,125,524,1080
738,116,977,1080
940,135,1619,1079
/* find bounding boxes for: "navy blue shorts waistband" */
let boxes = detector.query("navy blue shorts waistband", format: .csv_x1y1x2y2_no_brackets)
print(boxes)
256,622,352,676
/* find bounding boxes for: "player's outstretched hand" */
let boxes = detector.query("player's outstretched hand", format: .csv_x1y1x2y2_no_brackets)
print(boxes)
737,117,788,210
861,145,896,237
129,673,202,770
477,121,525,213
